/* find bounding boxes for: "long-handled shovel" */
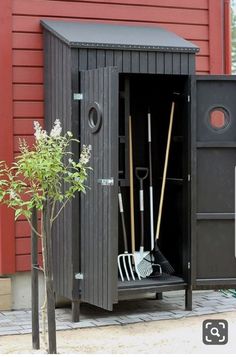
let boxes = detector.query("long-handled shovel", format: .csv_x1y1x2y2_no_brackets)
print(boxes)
138,101,175,276
148,110,155,251
117,186,137,281
128,115,141,280
134,167,150,274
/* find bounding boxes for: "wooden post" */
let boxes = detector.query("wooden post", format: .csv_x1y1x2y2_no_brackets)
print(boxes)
42,199,57,354
31,207,40,350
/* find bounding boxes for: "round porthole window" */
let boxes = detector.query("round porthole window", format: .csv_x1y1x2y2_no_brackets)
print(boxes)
87,102,102,133
89,107,98,128
208,107,230,132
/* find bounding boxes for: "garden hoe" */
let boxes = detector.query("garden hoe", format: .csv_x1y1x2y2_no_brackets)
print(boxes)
117,186,137,281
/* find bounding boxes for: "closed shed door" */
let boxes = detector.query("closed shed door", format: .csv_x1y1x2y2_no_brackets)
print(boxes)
80,66,118,310
193,76,236,287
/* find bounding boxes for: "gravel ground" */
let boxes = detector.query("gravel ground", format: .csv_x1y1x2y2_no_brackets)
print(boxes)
0,311,236,354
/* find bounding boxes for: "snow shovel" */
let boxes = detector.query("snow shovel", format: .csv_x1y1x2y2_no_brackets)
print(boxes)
117,186,137,281
134,167,151,277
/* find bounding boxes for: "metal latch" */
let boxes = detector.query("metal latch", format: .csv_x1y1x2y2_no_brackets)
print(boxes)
97,178,114,186
73,93,83,101
187,95,191,102
188,174,191,182
188,262,191,269
75,273,84,280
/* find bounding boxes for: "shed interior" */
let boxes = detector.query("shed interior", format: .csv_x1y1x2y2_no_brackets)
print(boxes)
117,74,189,289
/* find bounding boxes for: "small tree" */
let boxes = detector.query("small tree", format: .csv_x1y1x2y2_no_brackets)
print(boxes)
0,120,91,353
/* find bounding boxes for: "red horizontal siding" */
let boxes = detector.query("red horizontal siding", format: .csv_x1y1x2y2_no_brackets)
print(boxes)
0,0,15,274
16,219,41,238
14,102,44,117
16,254,43,272
14,135,35,152
16,237,42,255
9,0,225,272
13,50,43,67
13,67,43,84
13,1,208,25
47,0,208,9
13,33,43,50
14,118,44,135
13,84,44,101
13,14,209,41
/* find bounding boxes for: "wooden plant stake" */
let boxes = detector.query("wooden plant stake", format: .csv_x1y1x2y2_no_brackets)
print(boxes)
31,206,40,350
42,198,57,354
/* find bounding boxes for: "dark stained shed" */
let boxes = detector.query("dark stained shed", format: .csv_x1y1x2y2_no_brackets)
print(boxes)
41,20,199,53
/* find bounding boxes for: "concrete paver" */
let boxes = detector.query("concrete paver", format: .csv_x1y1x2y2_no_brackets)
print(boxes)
0,290,235,336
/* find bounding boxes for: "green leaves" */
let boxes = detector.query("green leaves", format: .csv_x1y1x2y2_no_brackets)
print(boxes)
0,120,91,222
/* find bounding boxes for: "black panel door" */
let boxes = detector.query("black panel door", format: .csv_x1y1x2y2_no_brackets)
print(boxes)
80,67,118,310
192,76,236,287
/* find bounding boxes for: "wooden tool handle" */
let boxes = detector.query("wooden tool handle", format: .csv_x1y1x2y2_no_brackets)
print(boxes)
129,115,136,254
155,101,175,240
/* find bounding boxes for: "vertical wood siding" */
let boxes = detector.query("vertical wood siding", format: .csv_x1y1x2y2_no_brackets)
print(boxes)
9,0,224,272
43,32,75,299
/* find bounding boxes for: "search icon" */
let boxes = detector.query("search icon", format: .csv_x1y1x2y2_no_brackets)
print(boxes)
210,327,220,337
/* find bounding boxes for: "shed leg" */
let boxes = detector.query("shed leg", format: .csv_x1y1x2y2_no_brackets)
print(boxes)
155,292,163,300
72,300,80,322
185,287,192,311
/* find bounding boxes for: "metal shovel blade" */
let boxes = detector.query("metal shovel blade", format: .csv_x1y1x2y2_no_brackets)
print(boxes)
134,248,152,278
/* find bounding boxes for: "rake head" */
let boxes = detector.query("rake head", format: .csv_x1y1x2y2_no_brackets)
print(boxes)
118,252,141,281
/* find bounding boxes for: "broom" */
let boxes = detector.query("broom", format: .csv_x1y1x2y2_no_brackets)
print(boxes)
151,101,175,275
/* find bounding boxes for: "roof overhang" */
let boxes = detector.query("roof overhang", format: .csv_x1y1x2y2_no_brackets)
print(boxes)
41,20,199,53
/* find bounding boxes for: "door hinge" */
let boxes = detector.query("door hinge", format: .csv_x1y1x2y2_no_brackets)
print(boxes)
73,93,83,101
187,95,191,103
188,262,191,269
188,174,191,182
75,273,84,280
97,178,114,186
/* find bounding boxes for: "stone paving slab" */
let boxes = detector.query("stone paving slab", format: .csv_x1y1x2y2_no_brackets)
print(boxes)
0,290,235,336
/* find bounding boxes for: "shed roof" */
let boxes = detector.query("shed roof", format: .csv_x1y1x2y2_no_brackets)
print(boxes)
41,20,199,53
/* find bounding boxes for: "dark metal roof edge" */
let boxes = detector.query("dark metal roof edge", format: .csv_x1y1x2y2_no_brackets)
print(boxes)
69,42,199,53
41,19,199,53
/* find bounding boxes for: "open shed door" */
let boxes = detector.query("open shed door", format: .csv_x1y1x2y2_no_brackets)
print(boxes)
192,76,236,288
80,67,118,310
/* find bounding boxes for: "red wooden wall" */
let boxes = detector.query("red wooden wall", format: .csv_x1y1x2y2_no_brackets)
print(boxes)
0,0,232,274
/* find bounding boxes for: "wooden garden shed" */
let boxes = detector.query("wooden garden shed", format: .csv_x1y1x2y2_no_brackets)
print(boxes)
0,0,234,312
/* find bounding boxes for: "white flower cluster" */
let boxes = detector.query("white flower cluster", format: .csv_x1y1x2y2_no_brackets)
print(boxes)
34,121,47,141
9,189,17,200
50,119,62,138
34,119,63,141
79,145,92,165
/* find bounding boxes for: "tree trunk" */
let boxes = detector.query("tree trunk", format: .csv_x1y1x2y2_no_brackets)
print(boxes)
42,199,57,354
